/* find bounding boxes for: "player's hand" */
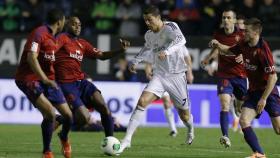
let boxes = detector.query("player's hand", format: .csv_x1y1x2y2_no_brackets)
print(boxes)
146,72,153,80
42,79,58,89
119,39,130,51
208,39,220,48
200,59,209,70
256,98,266,114
158,52,167,60
235,54,243,64
186,71,194,84
128,63,137,74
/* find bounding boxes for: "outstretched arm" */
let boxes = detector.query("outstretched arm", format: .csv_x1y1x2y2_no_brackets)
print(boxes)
98,39,130,60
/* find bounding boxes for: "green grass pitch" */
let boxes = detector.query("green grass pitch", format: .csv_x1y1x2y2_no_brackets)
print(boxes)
0,125,279,158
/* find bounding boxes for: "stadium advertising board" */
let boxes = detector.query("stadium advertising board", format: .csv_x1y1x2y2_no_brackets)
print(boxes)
0,79,272,127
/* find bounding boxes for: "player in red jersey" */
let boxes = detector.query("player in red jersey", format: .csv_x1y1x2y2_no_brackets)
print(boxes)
54,16,130,138
15,9,73,158
210,18,280,158
201,9,247,148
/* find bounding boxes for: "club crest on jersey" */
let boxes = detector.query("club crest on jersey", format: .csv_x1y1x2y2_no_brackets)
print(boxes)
70,50,83,61
44,51,55,61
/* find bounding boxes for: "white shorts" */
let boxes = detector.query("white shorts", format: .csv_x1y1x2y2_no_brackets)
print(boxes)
144,73,190,110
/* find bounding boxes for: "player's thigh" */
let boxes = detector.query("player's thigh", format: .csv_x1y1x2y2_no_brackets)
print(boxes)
74,106,91,124
35,94,56,119
218,94,231,110
164,75,189,110
137,91,158,108
144,75,165,100
90,91,110,114
239,107,257,127
271,116,280,134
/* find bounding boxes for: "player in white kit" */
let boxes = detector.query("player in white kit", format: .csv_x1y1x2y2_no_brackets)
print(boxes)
145,46,194,137
119,5,194,153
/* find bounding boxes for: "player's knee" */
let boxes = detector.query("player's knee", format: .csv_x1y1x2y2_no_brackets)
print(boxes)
179,113,189,122
220,103,230,111
44,110,56,121
138,97,148,108
239,117,250,128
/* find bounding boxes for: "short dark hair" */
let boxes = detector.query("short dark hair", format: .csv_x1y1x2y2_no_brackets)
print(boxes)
222,8,236,18
245,18,262,34
46,8,64,25
143,5,160,16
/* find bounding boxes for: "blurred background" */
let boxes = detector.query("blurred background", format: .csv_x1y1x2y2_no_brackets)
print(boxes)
0,0,279,127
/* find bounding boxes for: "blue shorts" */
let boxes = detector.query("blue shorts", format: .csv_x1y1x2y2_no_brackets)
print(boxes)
217,77,247,100
15,80,66,105
243,89,280,119
59,79,99,109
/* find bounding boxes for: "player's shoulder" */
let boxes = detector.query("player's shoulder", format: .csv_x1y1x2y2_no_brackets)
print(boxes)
31,25,48,37
164,21,179,30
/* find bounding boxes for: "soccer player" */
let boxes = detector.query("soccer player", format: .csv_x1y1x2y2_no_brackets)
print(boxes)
119,5,194,153
54,16,130,138
144,46,194,137
15,9,73,158
201,9,247,148
210,18,280,158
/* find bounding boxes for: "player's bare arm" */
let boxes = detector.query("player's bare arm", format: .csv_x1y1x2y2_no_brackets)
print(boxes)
27,52,57,88
257,73,278,114
145,63,153,80
184,55,194,84
98,39,130,60
201,48,219,67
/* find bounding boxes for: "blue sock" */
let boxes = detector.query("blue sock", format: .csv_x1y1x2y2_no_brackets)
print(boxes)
220,111,229,137
41,119,54,153
101,114,114,137
58,115,72,141
242,126,264,154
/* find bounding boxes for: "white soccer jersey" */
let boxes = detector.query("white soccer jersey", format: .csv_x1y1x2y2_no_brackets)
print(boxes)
131,21,188,76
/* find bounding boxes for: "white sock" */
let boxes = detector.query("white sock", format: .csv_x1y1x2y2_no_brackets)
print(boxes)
164,107,177,133
183,114,194,133
123,106,145,142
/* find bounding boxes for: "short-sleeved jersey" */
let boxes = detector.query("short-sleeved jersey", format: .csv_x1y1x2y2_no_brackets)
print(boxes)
214,27,247,78
229,38,276,92
15,25,60,81
55,33,101,83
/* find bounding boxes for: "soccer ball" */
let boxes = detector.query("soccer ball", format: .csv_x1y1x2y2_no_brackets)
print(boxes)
101,136,121,156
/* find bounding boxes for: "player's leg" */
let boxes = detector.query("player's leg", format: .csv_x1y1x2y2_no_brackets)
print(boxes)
35,94,56,157
164,74,194,144
240,107,265,157
15,81,56,157
162,92,177,136
121,91,158,147
217,78,233,147
89,90,114,137
229,99,239,132
44,84,73,158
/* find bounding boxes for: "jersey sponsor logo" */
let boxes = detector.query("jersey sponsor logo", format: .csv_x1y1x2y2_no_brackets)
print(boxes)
31,42,38,52
69,50,83,61
264,66,275,73
44,50,55,61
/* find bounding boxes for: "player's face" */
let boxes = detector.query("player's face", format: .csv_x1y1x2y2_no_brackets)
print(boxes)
143,14,161,32
69,17,81,36
57,16,65,33
236,19,245,29
244,25,256,42
222,11,235,29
